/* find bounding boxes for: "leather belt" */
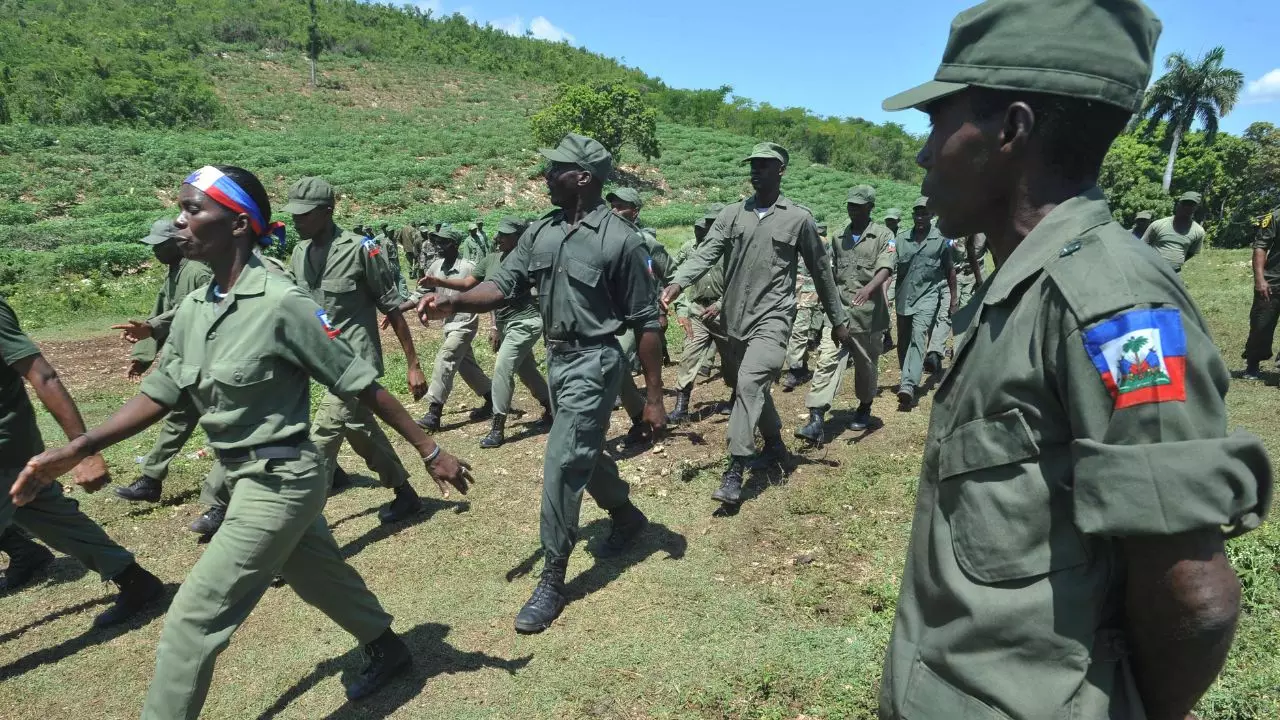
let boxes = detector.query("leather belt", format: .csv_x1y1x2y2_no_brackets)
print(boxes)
214,434,308,465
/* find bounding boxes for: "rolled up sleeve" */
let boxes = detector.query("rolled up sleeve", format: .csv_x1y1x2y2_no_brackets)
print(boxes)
616,234,661,332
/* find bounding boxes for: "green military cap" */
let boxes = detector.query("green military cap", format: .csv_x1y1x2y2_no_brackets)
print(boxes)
429,225,465,244
606,187,644,209
743,142,789,166
694,217,712,231
282,176,336,214
847,185,876,204
539,133,613,181
416,224,431,235
1135,210,1153,221
1177,191,1202,205
141,218,179,245
468,222,479,231
913,196,930,210
815,222,828,235
882,0,1162,113
883,208,903,221
496,216,528,235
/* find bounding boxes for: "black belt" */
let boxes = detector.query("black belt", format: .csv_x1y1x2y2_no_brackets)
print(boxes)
544,335,617,352
215,434,308,465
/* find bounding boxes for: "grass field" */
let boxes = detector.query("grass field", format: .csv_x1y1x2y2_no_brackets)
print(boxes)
0,248,1276,719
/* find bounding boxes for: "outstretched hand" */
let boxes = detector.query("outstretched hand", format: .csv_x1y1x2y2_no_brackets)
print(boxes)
426,450,474,497
11,443,95,506
416,293,452,323
112,320,152,344
659,284,683,313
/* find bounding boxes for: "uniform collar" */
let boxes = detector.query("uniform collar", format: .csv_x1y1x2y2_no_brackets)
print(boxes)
568,200,613,231
745,194,790,212
842,220,888,240
198,254,269,303
984,185,1113,305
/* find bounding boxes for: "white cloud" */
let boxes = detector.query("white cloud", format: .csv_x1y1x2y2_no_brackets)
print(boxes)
1243,69,1280,104
529,16,575,44
490,15,525,36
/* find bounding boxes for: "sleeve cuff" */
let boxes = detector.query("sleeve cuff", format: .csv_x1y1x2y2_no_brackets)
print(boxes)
1072,431,1272,538
331,356,380,398
139,371,182,409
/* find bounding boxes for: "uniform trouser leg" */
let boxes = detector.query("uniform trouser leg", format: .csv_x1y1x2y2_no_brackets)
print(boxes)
727,327,786,457
784,306,814,369
427,327,492,405
677,315,716,389
927,285,952,358
898,293,939,395
1244,289,1280,363
137,396,201,482
805,332,880,409
540,344,629,562
617,329,646,419
492,316,550,416
0,468,134,580
198,462,229,508
952,276,977,349
311,392,410,490
142,449,392,720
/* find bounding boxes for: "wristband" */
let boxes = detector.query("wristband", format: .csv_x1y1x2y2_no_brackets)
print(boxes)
423,445,442,464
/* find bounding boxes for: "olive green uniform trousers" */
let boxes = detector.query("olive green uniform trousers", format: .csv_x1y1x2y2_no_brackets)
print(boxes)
541,341,631,561
492,315,551,416
896,288,943,396
427,326,492,406
784,305,825,370
617,329,647,420
927,285,953,358
676,314,734,390
805,332,881,409
311,391,410,491
951,274,979,349
0,467,134,580
137,397,200,482
726,317,789,458
142,446,392,719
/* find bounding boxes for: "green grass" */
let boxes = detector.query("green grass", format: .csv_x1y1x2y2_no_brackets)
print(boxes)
0,248,1276,719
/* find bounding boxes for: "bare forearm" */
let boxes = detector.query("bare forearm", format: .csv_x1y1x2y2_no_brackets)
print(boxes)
636,329,665,403
947,269,957,299
28,363,91,442
1253,249,1267,287
450,280,507,314
75,394,171,455
864,268,892,295
359,383,438,459
426,276,477,292
387,311,420,366
1123,532,1241,720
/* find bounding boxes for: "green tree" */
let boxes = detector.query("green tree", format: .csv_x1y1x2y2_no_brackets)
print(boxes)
307,0,321,88
530,82,660,167
1138,46,1244,193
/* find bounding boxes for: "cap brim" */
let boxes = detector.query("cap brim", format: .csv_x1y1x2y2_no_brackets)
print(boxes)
140,233,172,245
539,148,576,164
742,153,785,164
282,200,325,215
882,80,969,112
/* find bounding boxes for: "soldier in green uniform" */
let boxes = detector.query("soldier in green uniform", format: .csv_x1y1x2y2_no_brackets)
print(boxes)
113,219,215,511
671,204,728,386
0,297,164,618
880,208,903,352
796,186,895,441
893,197,956,410
413,225,494,431
1243,206,1280,380
1141,191,1206,272
781,222,829,391
669,209,735,424
1129,209,1153,239
16,165,474,716
394,223,426,281
371,223,409,299
418,134,665,633
662,142,852,505
949,233,987,349
284,177,431,524
876,3,1271,719
607,187,673,446
468,221,491,257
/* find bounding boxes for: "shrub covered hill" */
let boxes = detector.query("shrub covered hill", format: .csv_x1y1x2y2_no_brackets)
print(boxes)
0,0,925,270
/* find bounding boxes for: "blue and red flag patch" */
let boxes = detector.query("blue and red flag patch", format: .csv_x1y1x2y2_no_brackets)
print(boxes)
315,309,340,339
361,237,381,257
1082,307,1187,409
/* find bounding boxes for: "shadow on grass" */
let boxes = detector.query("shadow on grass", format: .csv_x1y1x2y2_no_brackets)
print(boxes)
255,621,532,720
713,449,834,518
334,499,471,559
0,583,175,680
123,485,201,518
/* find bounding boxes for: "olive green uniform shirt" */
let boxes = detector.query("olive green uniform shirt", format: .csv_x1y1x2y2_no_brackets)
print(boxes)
141,257,379,451
1253,207,1280,287
894,226,953,316
1140,216,1205,271
952,234,987,278
473,250,538,325
422,255,479,332
880,187,1270,720
488,201,660,341
0,296,45,467
831,221,896,334
132,259,213,365
287,225,402,374
673,195,848,341
374,231,402,273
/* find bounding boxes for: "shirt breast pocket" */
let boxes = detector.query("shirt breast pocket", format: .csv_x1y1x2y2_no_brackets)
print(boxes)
528,252,554,283
319,278,358,311
564,257,603,288
937,408,1087,584
209,360,275,413
771,228,798,268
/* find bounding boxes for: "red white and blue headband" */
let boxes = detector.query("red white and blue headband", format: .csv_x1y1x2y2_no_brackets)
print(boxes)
183,166,286,247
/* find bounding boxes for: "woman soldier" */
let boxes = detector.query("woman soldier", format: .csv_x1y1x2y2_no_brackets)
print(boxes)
11,165,474,718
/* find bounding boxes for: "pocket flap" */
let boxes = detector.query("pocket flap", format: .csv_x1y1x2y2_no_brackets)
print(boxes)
320,278,357,293
565,257,602,286
938,409,1039,481
210,362,274,387
177,364,201,388
528,252,554,272
903,660,1011,720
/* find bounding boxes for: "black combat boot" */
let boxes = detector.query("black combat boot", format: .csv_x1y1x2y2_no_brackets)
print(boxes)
94,562,164,629
712,460,745,505
1243,360,1262,381
188,504,226,535
416,402,444,432
749,436,789,470
535,404,554,428
923,351,943,374
897,388,914,412
794,407,826,444
514,558,568,634
480,414,506,449
378,484,423,525
849,402,874,431
667,386,692,424
593,502,649,558
716,391,736,416
469,393,494,422
115,475,163,503
346,627,413,701
0,528,53,594
623,415,648,448
328,464,352,496
781,366,805,392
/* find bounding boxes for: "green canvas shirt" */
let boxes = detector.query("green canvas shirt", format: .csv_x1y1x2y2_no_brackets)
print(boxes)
673,194,848,341
132,258,213,365
880,186,1270,720
374,231,402,271
894,225,953,316
1253,207,1280,287
287,224,402,374
488,201,660,341
422,255,479,332
831,220,895,334
1140,216,1205,271
141,256,379,451
952,234,988,278
0,296,45,468
473,250,538,325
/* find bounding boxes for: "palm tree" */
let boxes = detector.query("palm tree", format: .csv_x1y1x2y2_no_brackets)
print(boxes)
1138,46,1244,192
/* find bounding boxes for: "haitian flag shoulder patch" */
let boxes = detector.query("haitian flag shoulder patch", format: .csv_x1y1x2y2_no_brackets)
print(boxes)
1082,307,1187,409
316,309,341,339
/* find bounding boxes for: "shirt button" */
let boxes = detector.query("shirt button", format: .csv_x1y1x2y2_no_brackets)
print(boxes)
207,331,217,340
234,371,243,382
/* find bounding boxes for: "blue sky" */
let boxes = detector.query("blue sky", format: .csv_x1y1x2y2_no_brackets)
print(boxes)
405,0,1279,136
